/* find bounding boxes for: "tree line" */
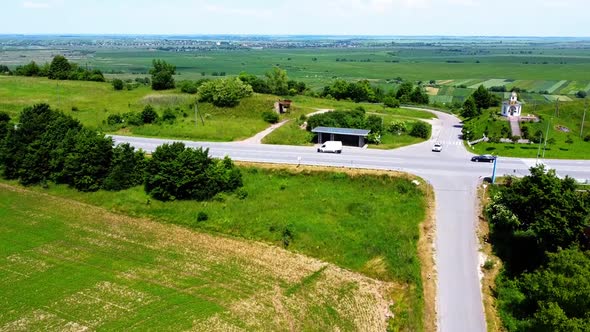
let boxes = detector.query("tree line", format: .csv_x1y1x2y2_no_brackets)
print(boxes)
9,55,105,82
320,80,428,105
486,165,590,331
0,104,242,201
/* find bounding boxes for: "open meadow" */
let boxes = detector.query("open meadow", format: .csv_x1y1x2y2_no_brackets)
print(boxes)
0,183,397,331
0,165,432,331
0,76,434,147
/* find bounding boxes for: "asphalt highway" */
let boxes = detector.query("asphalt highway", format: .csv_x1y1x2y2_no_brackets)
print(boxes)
111,110,590,332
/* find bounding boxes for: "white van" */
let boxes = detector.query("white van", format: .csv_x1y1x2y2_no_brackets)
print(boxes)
317,141,343,154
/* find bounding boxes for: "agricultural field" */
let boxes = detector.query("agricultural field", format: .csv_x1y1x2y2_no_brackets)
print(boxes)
3,37,590,103
0,165,431,330
0,183,397,331
429,78,587,106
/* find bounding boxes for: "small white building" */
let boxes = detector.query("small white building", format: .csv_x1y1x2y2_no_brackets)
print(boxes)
501,92,522,117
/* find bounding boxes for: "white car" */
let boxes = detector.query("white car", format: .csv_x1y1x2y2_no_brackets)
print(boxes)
317,141,343,153
432,142,443,152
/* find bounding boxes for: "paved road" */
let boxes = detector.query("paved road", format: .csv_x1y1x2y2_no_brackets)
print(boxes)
111,111,590,332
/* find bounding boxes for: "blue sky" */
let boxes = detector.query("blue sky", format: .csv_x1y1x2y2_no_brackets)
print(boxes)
1,0,588,36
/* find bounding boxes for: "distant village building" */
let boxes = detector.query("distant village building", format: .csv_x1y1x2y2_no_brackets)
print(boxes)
501,92,522,117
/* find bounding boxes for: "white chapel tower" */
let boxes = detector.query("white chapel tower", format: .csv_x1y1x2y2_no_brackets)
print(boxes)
501,91,522,117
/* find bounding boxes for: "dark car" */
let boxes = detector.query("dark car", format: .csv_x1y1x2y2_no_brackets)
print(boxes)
471,154,496,163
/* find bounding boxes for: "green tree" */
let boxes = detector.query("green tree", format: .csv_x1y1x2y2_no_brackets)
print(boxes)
383,96,400,108
576,90,587,99
461,97,478,118
197,78,253,107
238,72,271,94
112,79,124,91
522,249,590,331
141,105,158,124
48,55,72,80
149,59,176,90
144,142,242,201
62,128,113,192
265,66,289,95
15,61,40,76
395,81,414,102
471,85,500,109
366,115,383,134
262,110,279,124
409,121,431,139
410,86,429,104
0,65,11,75
487,165,590,272
103,143,146,191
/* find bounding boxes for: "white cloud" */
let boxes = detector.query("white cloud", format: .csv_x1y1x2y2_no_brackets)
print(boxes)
22,1,50,9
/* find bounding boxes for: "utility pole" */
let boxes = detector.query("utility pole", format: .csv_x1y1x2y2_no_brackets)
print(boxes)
581,98,587,138
554,98,559,118
536,132,543,164
194,102,204,126
542,117,551,158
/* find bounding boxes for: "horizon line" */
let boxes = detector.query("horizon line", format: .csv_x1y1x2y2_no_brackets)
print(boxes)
1,33,590,39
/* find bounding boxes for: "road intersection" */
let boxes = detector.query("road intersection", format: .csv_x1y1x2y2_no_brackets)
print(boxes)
112,110,590,332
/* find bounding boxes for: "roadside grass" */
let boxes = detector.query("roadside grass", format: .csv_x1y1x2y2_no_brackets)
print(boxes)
262,121,314,145
2,165,429,330
376,134,426,150
476,184,504,332
0,184,397,331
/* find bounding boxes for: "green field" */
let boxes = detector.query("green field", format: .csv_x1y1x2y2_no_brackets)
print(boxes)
5,43,590,107
0,183,405,331
1,166,429,330
467,99,590,159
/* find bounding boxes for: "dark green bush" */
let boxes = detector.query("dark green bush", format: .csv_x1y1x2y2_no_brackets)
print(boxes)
144,142,243,201
141,105,158,124
112,79,124,91
236,188,248,199
162,108,176,123
196,211,209,222
107,114,123,125
409,121,431,139
262,110,279,124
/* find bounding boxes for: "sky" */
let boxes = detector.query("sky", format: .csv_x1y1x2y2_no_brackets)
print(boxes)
1,0,589,37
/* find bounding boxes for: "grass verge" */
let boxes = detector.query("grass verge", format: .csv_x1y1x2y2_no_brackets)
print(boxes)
477,182,504,332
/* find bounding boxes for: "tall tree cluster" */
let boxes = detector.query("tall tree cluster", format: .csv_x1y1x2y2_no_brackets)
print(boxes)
0,104,242,201
461,85,501,118
0,104,141,192
145,143,242,201
150,59,176,90
13,55,105,82
487,165,590,331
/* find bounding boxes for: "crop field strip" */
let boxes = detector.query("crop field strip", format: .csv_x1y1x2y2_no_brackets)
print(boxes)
0,184,395,331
